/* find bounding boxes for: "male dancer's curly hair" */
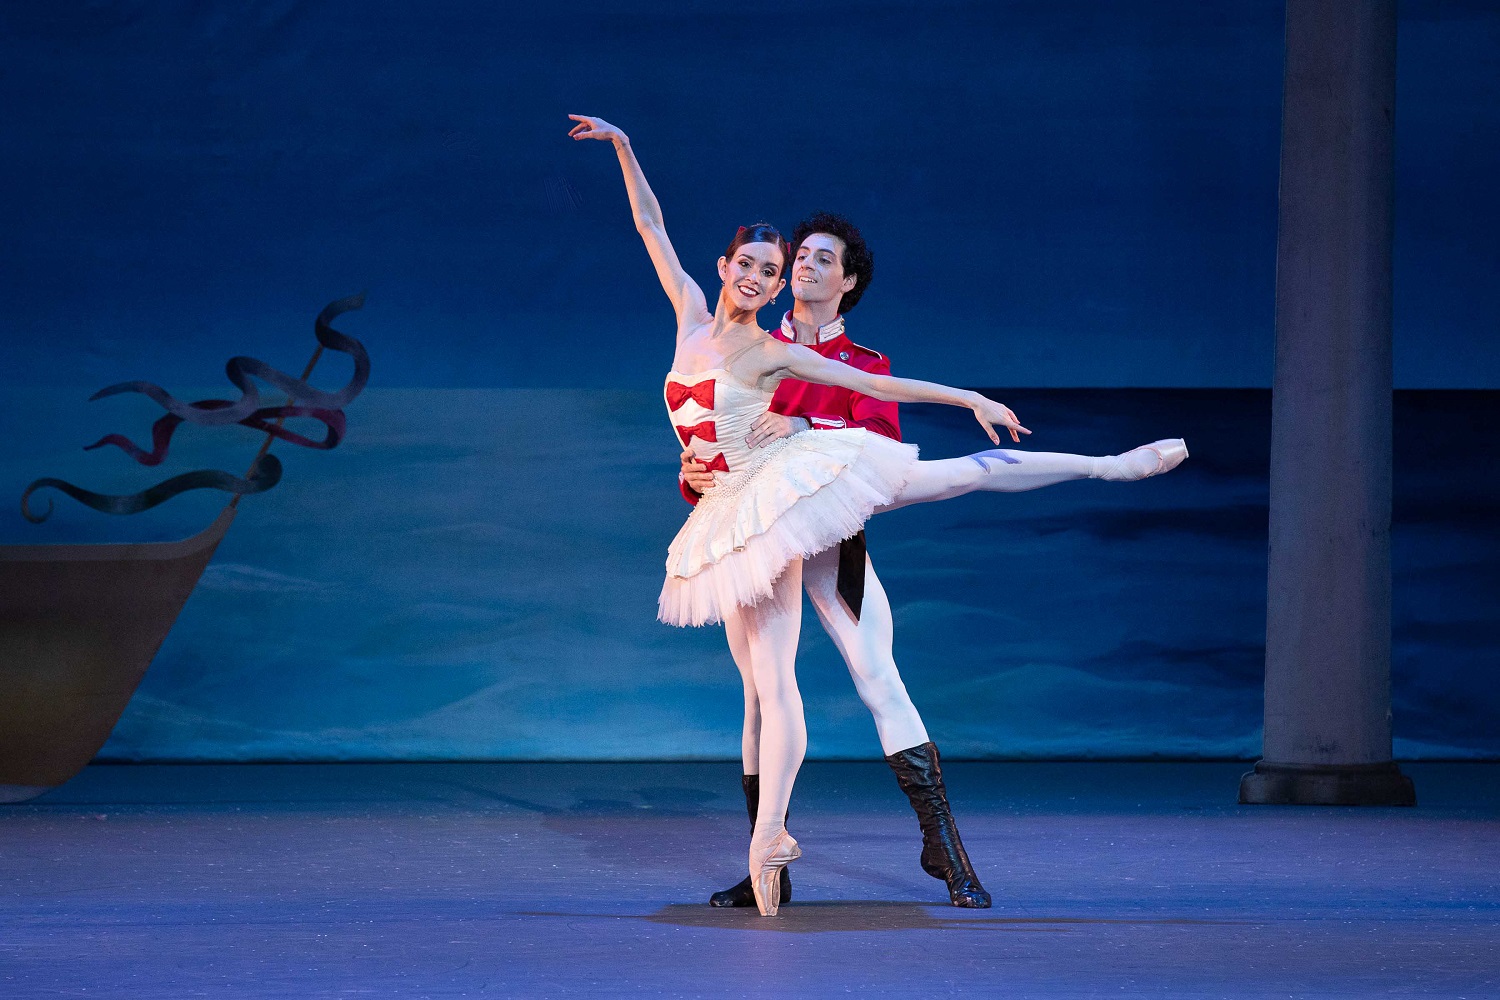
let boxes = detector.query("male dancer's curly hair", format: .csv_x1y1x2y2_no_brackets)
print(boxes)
791,212,874,313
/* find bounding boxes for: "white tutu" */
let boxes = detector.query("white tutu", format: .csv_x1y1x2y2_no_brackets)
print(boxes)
658,428,918,627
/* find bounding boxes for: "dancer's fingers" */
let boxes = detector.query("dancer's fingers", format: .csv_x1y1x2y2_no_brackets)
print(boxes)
976,414,1000,444
746,412,778,449
1009,427,1020,443
567,114,620,142
1001,406,1032,439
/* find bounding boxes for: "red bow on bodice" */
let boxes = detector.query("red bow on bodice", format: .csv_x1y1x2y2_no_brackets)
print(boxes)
675,421,717,445
700,453,730,474
666,379,715,411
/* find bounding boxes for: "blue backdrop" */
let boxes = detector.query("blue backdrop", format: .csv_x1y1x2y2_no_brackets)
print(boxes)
1,1,1496,760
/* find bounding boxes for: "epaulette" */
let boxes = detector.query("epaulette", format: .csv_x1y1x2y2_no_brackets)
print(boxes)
844,340,887,363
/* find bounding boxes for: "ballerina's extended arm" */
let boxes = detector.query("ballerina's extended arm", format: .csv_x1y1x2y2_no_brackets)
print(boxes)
568,115,710,339
763,340,1031,445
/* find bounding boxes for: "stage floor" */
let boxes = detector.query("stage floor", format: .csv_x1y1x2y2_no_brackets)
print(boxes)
3,762,1498,998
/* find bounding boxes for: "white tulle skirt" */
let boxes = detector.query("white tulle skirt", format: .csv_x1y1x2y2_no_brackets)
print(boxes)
658,428,919,627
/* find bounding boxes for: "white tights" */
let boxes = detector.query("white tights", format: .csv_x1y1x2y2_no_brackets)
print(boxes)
879,448,1105,511
726,547,929,770
723,560,806,859
803,545,929,755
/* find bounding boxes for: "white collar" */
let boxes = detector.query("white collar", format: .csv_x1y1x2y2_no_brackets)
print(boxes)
780,312,845,345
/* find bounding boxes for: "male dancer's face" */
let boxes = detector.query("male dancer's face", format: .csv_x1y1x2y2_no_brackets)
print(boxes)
791,233,856,309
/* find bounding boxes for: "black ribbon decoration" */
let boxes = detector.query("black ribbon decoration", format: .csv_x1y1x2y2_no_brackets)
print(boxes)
84,402,346,466
87,293,370,425
21,455,283,524
19,294,367,523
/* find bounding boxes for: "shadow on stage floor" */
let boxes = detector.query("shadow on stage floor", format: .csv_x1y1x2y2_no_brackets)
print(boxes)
638,900,1254,934
4,761,1497,997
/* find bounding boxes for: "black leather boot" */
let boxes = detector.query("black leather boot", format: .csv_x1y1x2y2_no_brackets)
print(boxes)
885,742,991,908
709,774,792,907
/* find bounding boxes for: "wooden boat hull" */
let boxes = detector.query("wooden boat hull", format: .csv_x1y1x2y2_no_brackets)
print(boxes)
0,507,236,802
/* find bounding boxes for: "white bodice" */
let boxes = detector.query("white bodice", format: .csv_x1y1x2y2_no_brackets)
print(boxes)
663,369,774,476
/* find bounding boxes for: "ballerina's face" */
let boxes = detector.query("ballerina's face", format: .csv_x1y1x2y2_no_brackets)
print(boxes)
717,241,787,313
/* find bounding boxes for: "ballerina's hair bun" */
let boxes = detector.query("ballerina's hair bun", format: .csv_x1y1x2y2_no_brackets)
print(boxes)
724,223,791,277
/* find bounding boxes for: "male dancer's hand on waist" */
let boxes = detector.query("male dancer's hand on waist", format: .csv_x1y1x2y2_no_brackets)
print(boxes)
746,411,811,450
681,448,717,494
678,411,811,496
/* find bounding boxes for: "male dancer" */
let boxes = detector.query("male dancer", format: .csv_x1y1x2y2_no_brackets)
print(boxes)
682,212,990,909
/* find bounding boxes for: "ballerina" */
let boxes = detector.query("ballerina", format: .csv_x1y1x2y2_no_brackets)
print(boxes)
569,113,1186,916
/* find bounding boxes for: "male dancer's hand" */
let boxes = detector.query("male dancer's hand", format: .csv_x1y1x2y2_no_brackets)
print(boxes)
681,449,716,493
683,413,808,493
746,411,810,449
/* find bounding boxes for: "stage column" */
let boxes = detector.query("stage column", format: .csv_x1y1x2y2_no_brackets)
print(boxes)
1239,0,1415,806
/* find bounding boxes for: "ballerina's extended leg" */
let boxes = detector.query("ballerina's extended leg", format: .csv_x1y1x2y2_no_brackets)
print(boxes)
879,439,1187,511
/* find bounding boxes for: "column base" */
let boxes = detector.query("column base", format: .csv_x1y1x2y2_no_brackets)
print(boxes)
1238,760,1415,806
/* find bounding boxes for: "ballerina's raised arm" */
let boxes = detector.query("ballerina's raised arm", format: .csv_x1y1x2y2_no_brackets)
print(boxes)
568,115,712,341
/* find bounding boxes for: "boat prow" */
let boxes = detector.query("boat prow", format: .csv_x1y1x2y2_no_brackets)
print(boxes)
0,505,237,803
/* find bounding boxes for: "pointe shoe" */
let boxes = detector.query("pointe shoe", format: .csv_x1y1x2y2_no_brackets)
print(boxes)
1093,438,1189,482
709,775,792,908
711,871,791,908
749,831,801,917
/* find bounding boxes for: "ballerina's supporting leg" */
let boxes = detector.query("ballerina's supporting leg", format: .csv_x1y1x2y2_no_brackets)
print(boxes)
878,439,1187,512
707,610,793,908
724,611,761,775
727,559,806,916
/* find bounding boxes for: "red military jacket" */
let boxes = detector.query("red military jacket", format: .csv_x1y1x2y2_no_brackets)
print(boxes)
680,313,900,504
